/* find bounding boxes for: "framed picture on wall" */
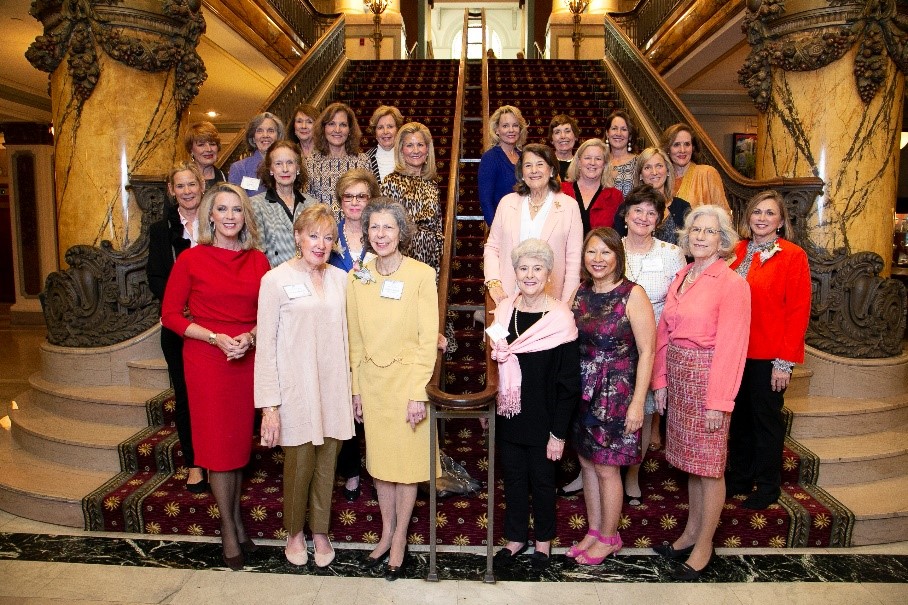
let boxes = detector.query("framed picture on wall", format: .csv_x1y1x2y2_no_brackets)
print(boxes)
733,133,757,179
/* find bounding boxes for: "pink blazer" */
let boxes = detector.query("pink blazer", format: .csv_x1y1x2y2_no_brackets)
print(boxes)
483,191,584,302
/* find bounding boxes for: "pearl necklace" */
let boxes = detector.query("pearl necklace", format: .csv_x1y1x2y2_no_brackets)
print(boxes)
513,295,548,338
623,237,654,283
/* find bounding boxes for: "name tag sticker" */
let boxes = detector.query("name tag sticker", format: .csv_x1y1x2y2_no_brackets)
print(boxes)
642,257,664,272
284,283,311,299
240,176,261,191
485,323,509,341
380,280,404,299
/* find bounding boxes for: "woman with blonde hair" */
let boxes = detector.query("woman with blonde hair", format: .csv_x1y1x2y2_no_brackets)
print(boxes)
561,138,623,234
183,122,225,187
366,105,405,181
478,105,529,224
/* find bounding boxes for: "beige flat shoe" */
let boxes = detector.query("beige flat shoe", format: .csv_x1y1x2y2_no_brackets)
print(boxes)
285,537,308,566
313,540,335,568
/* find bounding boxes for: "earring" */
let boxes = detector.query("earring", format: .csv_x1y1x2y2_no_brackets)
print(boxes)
776,227,783,235
296,244,302,258
296,170,300,175
270,172,274,176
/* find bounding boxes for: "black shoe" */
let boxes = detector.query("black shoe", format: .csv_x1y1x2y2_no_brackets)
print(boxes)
186,480,210,494
653,542,695,560
624,491,642,507
493,543,529,568
239,539,259,555
384,548,409,581
670,550,714,581
741,492,778,510
529,550,550,571
361,546,390,570
222,550,245,571
343,485,361,502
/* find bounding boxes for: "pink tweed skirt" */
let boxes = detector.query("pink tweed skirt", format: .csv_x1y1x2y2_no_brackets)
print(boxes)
664,344,730,478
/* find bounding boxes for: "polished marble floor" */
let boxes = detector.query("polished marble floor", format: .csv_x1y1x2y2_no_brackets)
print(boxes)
2,313,907,603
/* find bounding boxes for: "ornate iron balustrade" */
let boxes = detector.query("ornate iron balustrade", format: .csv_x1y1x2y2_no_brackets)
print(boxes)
219,15,346,169
609,0,685,49
266,0,340,48
41,177,168,347
602,15,905,358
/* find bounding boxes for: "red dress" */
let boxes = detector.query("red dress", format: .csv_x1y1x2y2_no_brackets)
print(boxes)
161,245,270,471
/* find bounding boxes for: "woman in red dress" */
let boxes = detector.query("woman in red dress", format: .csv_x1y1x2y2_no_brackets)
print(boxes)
161,182,270,570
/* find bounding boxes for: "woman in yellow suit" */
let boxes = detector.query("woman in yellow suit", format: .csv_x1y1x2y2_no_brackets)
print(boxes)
346,197,440,581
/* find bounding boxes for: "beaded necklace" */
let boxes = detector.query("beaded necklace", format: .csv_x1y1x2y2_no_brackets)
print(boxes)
513,295,548,338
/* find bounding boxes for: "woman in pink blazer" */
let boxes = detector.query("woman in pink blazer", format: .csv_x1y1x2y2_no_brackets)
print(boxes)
484,144,584,305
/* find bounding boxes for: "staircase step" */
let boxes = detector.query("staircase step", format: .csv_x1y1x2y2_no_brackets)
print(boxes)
0,427,110,527
824,476,908,545
785,366,813,398
787,393,908,438
127,358,170,391
29,373,158,427
795,423,908,486
11,392,139,471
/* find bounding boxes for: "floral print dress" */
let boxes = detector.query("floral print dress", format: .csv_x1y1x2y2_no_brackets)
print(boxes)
570,279,641,466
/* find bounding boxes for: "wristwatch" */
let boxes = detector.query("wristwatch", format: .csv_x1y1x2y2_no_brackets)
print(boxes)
208,332,217,345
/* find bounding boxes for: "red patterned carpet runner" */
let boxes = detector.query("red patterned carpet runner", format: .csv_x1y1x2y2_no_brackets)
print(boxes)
84,391,852,548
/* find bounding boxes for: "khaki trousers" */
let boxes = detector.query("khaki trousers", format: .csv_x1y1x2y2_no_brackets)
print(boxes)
282,438,341,535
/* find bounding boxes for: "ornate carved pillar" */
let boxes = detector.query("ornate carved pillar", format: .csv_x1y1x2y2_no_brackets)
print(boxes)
27,0,207,267
739,0,907,272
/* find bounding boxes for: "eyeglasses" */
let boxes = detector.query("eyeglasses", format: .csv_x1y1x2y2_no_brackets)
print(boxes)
689,227,720,236
342,193,370,202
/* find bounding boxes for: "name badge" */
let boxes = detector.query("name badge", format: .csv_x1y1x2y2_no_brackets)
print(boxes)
642,257,664,272
485,323,509,341
240,176,261,191
284,283,311,299
380,280,404,299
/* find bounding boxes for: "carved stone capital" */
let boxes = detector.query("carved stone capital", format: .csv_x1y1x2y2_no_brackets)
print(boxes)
739,0,908,110
26,0,207,112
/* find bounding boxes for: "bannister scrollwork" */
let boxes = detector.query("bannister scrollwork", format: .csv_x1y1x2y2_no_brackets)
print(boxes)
40,177,168,347
602,15,905,358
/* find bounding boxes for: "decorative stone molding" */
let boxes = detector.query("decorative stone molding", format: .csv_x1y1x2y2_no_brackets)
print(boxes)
805,245,907,358
40,177,167,347
26,0,206,113
739,0,907,110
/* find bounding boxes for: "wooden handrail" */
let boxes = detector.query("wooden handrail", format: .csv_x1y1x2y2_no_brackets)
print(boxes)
218,15,347,169
426,8,499,410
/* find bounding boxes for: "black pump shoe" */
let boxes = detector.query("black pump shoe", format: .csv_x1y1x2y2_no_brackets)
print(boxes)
361,546,390,570
493,543,529,568
671,550,714,581
653,542,695,560
384,548,409,581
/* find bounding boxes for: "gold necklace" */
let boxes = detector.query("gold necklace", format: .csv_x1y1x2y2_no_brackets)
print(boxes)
375,254,403,276
624,237,654,283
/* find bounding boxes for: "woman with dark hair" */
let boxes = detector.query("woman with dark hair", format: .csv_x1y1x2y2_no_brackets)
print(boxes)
256,204,355,568
228,112,285,197
478,105,529,224
652,205,750,580
366,105,405,181
148,162,208,493
561,138,623,234
288,103,319,158
183,122,225,187
603,110,638,196
306,102,370,217
161,183,270,571
549,114,580,180
726,190,811,510
617,147,691,245
661,123,729,212
346,198,440,580
488,238,580,571
250,140,316,268
567,228,655,565
484,143,583,306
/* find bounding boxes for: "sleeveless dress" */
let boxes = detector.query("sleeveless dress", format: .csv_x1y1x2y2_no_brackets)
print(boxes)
570,280,642,466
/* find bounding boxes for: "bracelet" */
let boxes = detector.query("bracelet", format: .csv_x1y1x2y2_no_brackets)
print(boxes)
262,406,279,414
484,279,502,290
772,359,795,373
248,332,256,348
549,432,565,443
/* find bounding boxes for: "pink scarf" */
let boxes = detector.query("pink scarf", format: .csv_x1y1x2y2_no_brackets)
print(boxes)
490,293,578,418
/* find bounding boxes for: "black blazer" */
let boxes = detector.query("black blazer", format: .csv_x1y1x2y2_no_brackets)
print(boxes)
147,204,193,301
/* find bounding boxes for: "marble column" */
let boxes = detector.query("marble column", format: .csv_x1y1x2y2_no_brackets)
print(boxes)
740,0,907,273
26,0,207,267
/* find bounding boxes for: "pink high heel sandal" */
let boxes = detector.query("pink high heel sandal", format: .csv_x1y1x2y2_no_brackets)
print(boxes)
575,532,622,565
566,529,602,559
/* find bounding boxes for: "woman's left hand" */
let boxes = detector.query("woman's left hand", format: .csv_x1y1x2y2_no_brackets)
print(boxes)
546,436,564,461
407,400,427,430
227,332,254,360
771,368,791,392
624,403,644,436
704,409,725,433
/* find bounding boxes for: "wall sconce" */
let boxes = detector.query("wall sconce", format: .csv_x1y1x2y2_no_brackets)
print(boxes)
364,0,389,61
565,0,590,60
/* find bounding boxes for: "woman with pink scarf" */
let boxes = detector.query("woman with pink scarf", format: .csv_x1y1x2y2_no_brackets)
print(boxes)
487,238,580,572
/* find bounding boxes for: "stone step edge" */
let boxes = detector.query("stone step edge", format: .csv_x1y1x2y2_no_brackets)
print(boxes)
11,401,139,449
795,425,908,463
29,373,162,407
786,393,908,417
127,358,168,371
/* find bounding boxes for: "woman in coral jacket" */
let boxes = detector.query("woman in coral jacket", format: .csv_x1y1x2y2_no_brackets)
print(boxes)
726,190,811,510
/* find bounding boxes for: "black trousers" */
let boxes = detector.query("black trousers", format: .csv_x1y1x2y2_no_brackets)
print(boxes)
160,326,196,469
727,358,786,499
335,423,364,480
499,439,557,543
